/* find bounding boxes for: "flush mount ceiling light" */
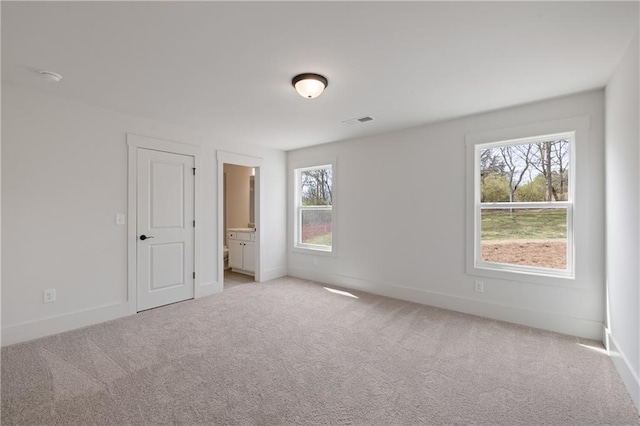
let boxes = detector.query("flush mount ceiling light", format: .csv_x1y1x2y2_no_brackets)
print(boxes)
292,73,328,99
38,70,63,83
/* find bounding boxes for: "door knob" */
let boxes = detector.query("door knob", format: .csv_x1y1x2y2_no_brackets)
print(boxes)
139,235,154,241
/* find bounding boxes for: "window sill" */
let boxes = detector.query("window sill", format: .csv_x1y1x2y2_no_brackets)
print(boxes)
292,245,335,257
468,263,578,288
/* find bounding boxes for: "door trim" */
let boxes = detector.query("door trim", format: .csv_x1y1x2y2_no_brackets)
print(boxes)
217,151,263,285
127,133,201,314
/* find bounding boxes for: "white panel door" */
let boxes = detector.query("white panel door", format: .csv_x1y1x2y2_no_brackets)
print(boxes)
137,148,194,311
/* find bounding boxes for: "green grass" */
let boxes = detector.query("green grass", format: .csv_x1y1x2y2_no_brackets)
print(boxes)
305,232,332,246
481,209,566,240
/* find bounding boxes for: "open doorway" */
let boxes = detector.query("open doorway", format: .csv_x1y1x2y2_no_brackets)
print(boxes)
217,151,263,290
223,164,256,289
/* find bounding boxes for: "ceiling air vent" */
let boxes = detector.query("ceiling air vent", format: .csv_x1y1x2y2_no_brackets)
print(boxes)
342,116,374,126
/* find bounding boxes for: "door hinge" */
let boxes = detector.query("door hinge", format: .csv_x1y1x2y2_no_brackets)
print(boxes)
192,168,196,175
193,272,196,279
193,220,195,227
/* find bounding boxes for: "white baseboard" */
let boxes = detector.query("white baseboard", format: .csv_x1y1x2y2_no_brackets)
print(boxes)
3,281,228,346
2,301,132,347
288,268,603,340
605,328,640,413
197,281,223,297
261,266,287,282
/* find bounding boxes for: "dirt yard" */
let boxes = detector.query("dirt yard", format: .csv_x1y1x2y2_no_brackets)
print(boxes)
302,224,332,242
481,239,566,270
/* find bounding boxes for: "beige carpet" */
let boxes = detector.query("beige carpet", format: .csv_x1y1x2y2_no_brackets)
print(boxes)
2,276,638,425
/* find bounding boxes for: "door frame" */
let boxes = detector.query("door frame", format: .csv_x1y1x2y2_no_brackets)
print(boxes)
127,133,201,314
217,151,263,284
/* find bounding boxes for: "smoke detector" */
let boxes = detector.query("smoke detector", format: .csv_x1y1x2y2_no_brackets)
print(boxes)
38,70,63,83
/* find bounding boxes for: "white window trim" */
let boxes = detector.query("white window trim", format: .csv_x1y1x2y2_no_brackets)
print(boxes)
465,116,590,287
291,159,337,256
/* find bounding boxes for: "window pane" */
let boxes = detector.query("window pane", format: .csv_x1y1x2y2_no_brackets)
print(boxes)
301,209,332,247
480,139,570,203
481,208,567,270
300,167,332,206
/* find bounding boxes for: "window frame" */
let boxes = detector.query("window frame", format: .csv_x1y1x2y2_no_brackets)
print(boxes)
292,161,336,254
473,133,575,279
465,116,590,286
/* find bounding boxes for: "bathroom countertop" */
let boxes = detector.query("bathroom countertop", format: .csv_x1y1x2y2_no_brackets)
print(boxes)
227,228,256,233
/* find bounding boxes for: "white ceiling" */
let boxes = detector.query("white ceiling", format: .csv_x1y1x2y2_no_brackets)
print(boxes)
2,2,638,151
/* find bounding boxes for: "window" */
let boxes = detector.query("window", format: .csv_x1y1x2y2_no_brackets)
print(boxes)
473,132,574,278
294,164,333,252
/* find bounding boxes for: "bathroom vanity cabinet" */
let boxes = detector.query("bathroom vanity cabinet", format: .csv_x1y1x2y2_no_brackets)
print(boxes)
228,229,255,276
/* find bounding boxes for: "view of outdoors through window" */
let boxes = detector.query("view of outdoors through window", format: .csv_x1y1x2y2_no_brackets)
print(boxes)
299,166,332,249
479,137,571,270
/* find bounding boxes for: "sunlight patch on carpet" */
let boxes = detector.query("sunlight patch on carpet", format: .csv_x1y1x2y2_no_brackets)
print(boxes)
323,287,358,298
577,343,608,355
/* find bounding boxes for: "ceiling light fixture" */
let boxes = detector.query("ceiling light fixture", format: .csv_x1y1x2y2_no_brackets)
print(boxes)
292,73,328,99
38,70,63,83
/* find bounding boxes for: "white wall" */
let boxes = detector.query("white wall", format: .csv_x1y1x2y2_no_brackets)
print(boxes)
288,90,605,340
605,32,640,412
1,85,287,345
224,164,252,231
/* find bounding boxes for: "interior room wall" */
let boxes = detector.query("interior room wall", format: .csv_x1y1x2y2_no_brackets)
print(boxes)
288,89,605,341
605,32,640,412
224,164,252,232
1,85,287,345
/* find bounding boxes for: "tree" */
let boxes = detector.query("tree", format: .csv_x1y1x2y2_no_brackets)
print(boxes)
300,168,332,206
515,174,546,202
481,173,510,202
528,139,569,201
552,139,570,201
480,148,504,189
478,139,570,203
500,144,532,203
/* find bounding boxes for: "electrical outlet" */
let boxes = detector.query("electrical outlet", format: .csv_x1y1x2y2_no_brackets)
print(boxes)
115,214,125,225
474,281,484,293
44,289,56,303
312,257,319,266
